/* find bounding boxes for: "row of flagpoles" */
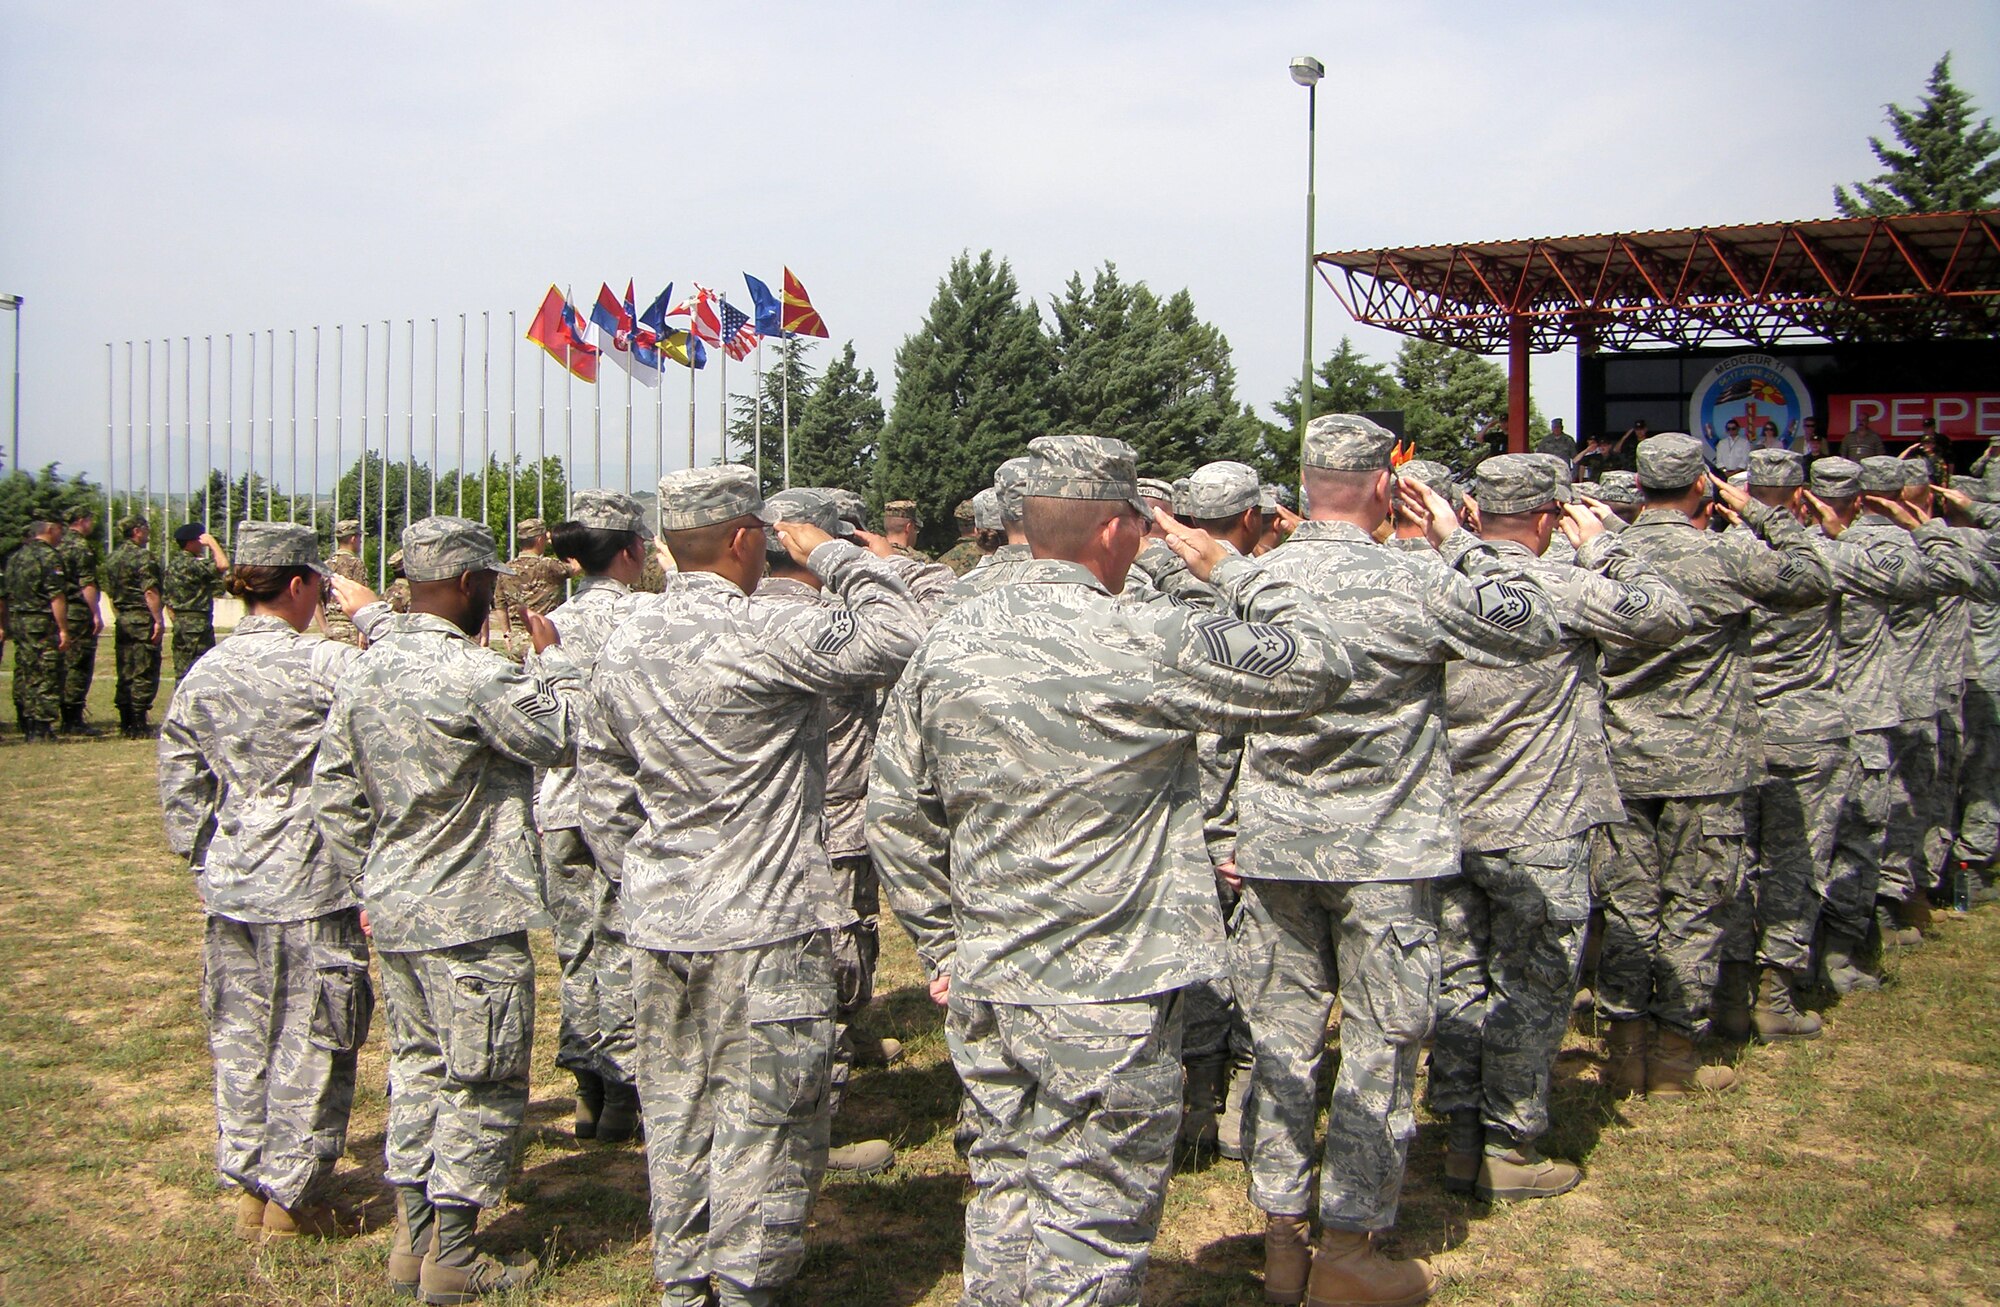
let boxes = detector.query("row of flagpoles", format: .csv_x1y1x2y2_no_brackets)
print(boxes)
95,271,831,588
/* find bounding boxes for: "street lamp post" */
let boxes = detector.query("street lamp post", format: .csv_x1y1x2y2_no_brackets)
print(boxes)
1,294,20,473
1290,57,1323,437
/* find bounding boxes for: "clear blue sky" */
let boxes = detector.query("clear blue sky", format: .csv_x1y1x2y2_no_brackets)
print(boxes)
1,1,1994,491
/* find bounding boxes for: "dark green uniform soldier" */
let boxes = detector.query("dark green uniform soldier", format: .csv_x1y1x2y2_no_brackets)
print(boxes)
106,515,166,738
3,521,73,741
56,508,104,735
165,524,230,680
936,500,982,576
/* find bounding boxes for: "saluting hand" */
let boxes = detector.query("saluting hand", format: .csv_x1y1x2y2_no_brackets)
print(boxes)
520,607,560,655
1397,477,1459,548
848,527,897,560
1935,484,1975,526
1861,493,1921,529
774,520,836,568
1272,503,1304,538
1153,508,1229,581
1559,502,1605,548
328,574,379,614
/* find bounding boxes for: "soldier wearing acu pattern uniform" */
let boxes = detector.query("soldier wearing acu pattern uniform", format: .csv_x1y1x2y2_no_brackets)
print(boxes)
3,521,71,740
1230,415,1560,1307
535,491,656,1147
1949,466,2000,901
1594,434,1830,1100
321,519,369,647
106,514,166,738
494,518,573,660
871,434,1351,1307
938,498,983,576
314,515,585,1304
576,465,924,1307
164,523,230,679
1436,456,1692,1204
158,521,390,1241
57,506,104,735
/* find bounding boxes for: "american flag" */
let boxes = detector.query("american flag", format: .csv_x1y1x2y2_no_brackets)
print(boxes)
718,301,759,362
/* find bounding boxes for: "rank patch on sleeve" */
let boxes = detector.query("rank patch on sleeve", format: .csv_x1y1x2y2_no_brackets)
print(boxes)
1472,579,1534,631
812,609,858,656
515,690,560,720
1191,615,1298,679
1612,584,1652,618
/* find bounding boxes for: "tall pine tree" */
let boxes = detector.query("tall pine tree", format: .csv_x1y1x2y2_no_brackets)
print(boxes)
791,342,884,498
1835,54,2000,215
1394,340,1542,469
880,251,1054,550
1263,336,1405,477
726,338,818,495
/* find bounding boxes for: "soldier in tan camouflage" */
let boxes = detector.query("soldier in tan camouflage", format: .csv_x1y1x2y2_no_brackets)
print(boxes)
882,499,931,562
493,518,574,660
320,519,369,647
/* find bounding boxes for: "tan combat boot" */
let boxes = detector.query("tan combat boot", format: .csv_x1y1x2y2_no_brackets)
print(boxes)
1441,1110,1480,1196
1646,1028,1737,1097
1263,1213,1313,1305
1603,1020,1649,1098
418,1205,536,1304
1876,900,1921,949
233,1190,267,1241
826,1139,895,1176
1475,1144,1582,1202
1304,1229,1435,1307
263,1197,357,1239
1819,931,1881,994
389,1187,434,1298
1751,966,1823,1043
1215,1051,1255,1161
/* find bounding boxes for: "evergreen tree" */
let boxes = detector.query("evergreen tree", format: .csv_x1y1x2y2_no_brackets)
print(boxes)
726,338,819,495
880,251,1054,551
1835,54,2000,215
1394,340,1543,470
790,342,884,497
0,465,102,567
1263,336,1405,478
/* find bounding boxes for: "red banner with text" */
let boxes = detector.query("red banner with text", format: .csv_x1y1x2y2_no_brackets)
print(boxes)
1827,392,2000,440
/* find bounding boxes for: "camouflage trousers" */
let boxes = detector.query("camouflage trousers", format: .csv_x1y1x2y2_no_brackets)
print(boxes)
1184,878,1250,1064
170,613,215,681
634,930,835,1302
540,828,636,1086
828,854,881,1118
1431,837,1590,1148
1953,686,2000,869
1731,742,1854,972
1925,693,1965,884
378,933,535,1209
1231,877,1440,1233
9,617,61,724
60,613,96,715
1824,730,1894,941
1594,792,1748,1038
112,612,161,715
949,990,1184,1307
202,910,371,1209
1878,718,1937,905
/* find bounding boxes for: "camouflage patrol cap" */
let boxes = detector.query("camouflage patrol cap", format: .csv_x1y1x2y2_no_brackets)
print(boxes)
883,499,920,525
1183,461,1261,519
657,464,778,531
1471,453,1558,516
65,502,95,524
1747,448,1805,488
387,548,405,575
1967,465,2000,504
118,514,148,537
972,487,1002,531
1858,456,1907,495
234,520,331,574
825,488,867,529
994,456,1033,521
1171,477,1192,515
953,498,977,524
1597,470,1641,505
1635,432,1706,490
1302,414,1395,472
1574,480,1602,500
1398,459,1454,491
1902,459,1931,487
1727,470,1749,490
1528,453,1576,502
334,518,362,538
401,515,515,583
1260,484,1286,512
568,489,655,539
1021,434,1151,514
1808,456,1862,498
1136,477,1177,507
766,488,854,538
517,518,547,541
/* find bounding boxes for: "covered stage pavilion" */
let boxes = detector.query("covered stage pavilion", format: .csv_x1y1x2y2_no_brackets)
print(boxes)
1314,210,2000,453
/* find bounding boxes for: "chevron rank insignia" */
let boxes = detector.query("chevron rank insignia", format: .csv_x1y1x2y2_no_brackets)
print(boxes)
1471,578,1534,631
1191,615,1298,679
812,609,858,655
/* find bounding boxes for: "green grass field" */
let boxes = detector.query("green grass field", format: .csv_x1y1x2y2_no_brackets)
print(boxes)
0,642,1996,1305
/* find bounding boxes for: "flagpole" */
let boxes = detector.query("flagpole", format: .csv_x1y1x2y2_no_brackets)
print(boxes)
507,309,518,554
104,344,115,552
481,311,491,537
718,296,728,461
313,327,324,536
456,313,467,517
288,328,299,523
593,346,603,488
687,357,696,470
536,329,546,522
655,334,666,486
624,336,633,494
564,288,575,519
183,337,193,529
405,319,415,530
125,342,135,522
356,324,367,569
202,336,213,534
144,340,154,555
754,340,764,490
266,328,276,520
428,317,439,516
162,339,172,536
223,336,233,536
782,344,792,490
382,319,394,585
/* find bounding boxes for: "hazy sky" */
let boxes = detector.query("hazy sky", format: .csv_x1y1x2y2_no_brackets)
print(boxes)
2,1,1995,492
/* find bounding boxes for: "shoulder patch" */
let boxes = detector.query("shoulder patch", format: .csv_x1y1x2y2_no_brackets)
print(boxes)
811,609,858,656
1190,614,1298,679
1612,584,1652,618
1865,541,1906,576
1471,578,1535,632
514,689,561,720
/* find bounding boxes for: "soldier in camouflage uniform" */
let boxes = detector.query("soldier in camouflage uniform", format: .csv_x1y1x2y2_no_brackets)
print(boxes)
493,518,573,660
578,466,924,1307
1949,467,2000,900
882,498,931,561
535,492,654,1146
57,506,104,735
158,522,388,1240
384,550,411,613
1437,457,1691,1202
1906,462,1985,902
3,521,72,740
937,499,983,576
946,458,1034,605
315,516,583,1302
872,435,1349,1307
1594,470,1643,525
106,515,166,738
321,519,369,647
1595,436,1830,1098
1228,417,1559,1307
165,524,230,680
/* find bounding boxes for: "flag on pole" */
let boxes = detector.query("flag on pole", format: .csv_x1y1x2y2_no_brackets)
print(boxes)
590,281,663,387
718,302,759,362
527,286,600,383
744,273,787,338
672,286,725,347
659,329,708,371
781,267,829,338
640,284,675,336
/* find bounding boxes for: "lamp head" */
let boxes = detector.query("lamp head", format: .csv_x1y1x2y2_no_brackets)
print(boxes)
1290,56,1324,87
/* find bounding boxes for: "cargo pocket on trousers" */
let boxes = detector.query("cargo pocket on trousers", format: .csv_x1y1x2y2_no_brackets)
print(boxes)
308,965,376,1052
1377,920,1441,1044
443,972,531,1084
753,1185,813,1286
744,987,834,1125
1095,1060,1182,1170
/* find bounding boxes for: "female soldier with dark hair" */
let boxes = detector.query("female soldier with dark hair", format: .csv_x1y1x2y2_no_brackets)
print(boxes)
157,521,387,1240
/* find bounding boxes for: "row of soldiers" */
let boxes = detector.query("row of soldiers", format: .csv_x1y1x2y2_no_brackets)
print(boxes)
150,417,2000,1307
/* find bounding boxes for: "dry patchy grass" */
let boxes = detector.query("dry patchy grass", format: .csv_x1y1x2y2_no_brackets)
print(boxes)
0,643,1996,1304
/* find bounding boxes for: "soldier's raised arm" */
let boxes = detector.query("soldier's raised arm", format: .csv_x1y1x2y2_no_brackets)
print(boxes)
1714,474,1831,608
464,643,583,769
744,529,925,696
1558,517,1694,648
